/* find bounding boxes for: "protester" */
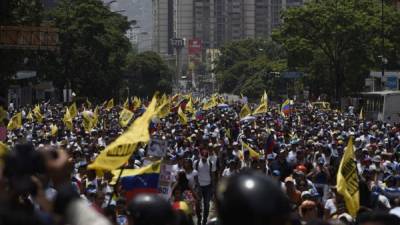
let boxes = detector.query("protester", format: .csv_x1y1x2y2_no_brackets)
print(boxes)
0,93,399,225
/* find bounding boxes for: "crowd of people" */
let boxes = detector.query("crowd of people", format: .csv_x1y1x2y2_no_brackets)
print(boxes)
1,94,400,225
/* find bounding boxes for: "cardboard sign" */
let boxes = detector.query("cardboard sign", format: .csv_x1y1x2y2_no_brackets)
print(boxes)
148,138,167,157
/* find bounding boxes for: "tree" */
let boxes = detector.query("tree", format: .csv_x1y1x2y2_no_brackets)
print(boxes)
125,51,173,97
39,0,132,100
215,39,287,99
274,0,400,102
0,0,44,98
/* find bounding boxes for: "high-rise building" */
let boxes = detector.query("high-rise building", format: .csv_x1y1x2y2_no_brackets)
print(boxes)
193,0,213,48
152,0,305,82
254,0,271,38
153,0,305,52
152,0,174,56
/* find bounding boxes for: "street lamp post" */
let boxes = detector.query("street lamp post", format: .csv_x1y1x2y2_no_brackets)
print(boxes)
381,0,385,79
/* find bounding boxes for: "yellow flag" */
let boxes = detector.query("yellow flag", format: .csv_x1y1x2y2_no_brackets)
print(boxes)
33,105,43,123
238,150,244,161
0,106,7,125
106,98,114,111
260,91,268,110
157,94,167,109
123,98,129,110
359,108,364,120
86,99,92,109
171,93,180,103
202,96,218,110
0,141,9,166
218,95,225,104
240,104,251,118
92,107,99,128
82,111,94,132
69,102,78,118
253,102,268,115
88,95,158,171
26,110,34,122
63,108,73,130
50,124,58,136
132,96,141,111
102,100,107,107
261,91,268,103
7,112,22,130
226,128,231,140
186,97,195,114
119,108,134,128
178,106,188,125
336,137,359,217
0,141,8,153
241,141,260,159
157,96,170,119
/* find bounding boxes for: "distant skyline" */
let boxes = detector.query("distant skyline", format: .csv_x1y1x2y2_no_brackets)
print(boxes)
105,0,153,51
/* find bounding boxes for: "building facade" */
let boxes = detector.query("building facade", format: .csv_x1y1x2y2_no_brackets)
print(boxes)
152,0,305,90
153,0,305,51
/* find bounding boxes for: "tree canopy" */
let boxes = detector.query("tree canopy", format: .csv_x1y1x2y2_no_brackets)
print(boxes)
38,0,133,100
273,0,400,101
0,0,44,98
214,39,287,99
125,51,173,97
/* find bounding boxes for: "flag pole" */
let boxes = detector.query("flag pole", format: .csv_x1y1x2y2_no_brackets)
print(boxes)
107,165,126,207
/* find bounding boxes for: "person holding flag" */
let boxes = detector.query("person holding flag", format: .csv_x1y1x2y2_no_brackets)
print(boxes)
336,137,359,217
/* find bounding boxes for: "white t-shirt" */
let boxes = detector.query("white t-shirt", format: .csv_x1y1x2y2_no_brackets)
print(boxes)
222,168,237,177
185,170,198,189
171,164,182,182
324,199,337,215
378,194,391,209
196,160,212,186
209,154,218,172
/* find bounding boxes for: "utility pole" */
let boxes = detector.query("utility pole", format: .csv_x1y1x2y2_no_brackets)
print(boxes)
381,0,385,79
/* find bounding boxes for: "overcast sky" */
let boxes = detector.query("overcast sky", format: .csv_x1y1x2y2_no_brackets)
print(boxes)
105,0,152,50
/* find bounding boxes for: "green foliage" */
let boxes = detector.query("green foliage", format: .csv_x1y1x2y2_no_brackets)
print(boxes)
39,0,132,100
125,51,173,97
0,0,43,25
0,0,44,98
273,0,400,101
215,39,287,99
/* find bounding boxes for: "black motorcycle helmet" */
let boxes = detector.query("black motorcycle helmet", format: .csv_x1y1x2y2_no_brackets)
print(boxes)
127,193,175,225
216,170,291,225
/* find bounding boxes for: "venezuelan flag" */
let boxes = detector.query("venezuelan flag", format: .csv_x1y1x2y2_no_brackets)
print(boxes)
112,161,161,201
281,99,291,115
264,134,275,155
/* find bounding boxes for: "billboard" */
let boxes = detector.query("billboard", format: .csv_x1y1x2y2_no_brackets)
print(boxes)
170,38,185,48
0,26,59,50
188,38,202,55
